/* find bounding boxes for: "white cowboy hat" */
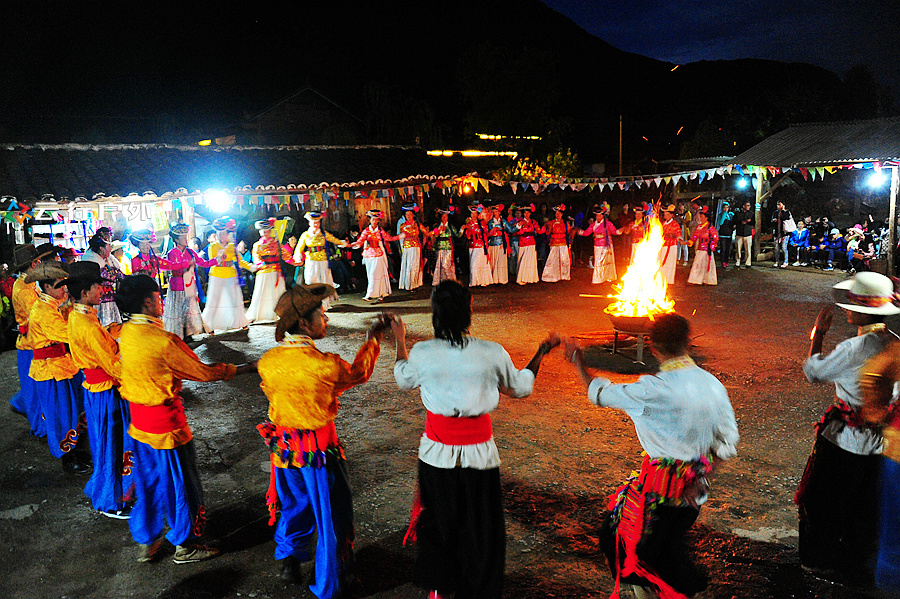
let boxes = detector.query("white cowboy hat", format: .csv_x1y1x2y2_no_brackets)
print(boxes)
832,272,900,315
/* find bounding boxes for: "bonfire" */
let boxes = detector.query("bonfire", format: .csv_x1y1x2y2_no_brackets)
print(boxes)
605,217,675,325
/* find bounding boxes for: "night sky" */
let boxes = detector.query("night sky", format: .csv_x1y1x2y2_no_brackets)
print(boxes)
542,0,900,98
1,1,896,144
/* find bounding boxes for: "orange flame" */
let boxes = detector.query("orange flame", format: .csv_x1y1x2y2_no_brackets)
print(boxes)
604,218,675,318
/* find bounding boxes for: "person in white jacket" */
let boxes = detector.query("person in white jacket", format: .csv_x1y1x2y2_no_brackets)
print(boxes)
566,313,739,599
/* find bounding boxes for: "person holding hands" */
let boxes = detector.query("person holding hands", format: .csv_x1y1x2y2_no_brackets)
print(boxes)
565,313,739,599
391,280,560,599
256,284,391,598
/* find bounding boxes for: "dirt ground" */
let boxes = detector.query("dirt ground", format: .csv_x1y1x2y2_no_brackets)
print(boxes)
1,257,896,599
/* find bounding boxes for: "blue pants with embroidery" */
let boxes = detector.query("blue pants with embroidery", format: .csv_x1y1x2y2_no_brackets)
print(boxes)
274,461,354,599
83,387,136,513
36,374,84,458
129,439,204,547
10,349,45,437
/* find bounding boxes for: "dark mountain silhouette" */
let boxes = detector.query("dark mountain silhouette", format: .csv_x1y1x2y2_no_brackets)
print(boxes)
0,1,887,166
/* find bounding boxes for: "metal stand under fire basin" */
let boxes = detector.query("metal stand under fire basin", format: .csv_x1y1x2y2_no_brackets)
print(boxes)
608,314,653,365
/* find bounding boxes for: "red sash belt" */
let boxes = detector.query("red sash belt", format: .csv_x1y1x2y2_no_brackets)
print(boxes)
18,325,28,335
83,367,113,385
130,398,188,434
33,343,66,359
424,411,492,445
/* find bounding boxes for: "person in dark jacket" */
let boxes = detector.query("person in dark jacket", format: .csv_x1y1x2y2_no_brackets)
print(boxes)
716,202,734,268
816,228,847,271
771,201,795,268
734,201,755,268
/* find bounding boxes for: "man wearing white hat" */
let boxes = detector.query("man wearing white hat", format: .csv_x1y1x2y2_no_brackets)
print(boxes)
797,272,900,587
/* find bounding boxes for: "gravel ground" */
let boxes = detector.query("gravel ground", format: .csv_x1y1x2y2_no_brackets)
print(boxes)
0,259,894,599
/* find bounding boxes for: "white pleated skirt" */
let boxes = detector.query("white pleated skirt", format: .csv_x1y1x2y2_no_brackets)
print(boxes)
658,245,678,285
163,288,204,338
468,248,493,286
399,247,424,290
202,276,249,333
246,270,286,322
432,249,456,285
687,250,718,285
363,255,392,299
516,245,538,284
303,259,335,286
541,246,571,282
488,245,508,285
97,301,122,327
591,245,617,284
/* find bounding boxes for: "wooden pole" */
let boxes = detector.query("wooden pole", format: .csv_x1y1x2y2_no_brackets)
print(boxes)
753,173,767,259
889,165,899,276
619,115,623,177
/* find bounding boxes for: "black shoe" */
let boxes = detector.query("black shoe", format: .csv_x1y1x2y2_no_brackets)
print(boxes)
61,452,91,475
280,556,303,584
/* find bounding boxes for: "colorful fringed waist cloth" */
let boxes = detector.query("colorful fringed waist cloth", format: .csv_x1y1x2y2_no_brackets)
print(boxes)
607,453,713,599
257,421,345,525
794,397,888,506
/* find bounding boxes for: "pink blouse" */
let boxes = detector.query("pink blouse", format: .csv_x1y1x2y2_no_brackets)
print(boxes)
355,226,399,258
579,219,618,247
691,224,719,252
166,247,217,291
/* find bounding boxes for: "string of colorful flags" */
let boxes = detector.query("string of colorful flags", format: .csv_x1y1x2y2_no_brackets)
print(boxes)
8,159,897,225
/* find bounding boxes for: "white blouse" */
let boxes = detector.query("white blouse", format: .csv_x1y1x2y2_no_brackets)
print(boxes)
803,330,888,455
394,337,536,470
588,358,739,462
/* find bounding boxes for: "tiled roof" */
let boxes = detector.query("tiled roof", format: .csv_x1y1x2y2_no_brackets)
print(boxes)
729,117,900,168
0,144,506,203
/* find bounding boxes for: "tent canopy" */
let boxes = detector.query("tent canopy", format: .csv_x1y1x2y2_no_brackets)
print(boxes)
729,116,900,169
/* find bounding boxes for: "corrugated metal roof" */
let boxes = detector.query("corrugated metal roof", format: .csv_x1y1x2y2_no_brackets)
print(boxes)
0,144,505,202
729,117,900,168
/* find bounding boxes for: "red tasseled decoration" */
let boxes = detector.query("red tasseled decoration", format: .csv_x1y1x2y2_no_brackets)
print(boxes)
265,462,280,526
402,483,423,546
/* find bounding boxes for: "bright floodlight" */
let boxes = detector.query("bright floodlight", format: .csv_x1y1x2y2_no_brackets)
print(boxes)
206,190,231,213
868,171,888,188
737,177,749,189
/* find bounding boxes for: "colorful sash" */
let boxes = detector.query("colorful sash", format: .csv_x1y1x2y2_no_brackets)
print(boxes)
130,399,188,435
33,343,66,360
83,367,113,385
404,412,493,545
257,421,345,525
424,411,492,445
607,453,712,599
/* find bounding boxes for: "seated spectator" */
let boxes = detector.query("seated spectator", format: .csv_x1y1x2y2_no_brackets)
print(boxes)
815,228,847,271
847,226,877,273
789,220,810,266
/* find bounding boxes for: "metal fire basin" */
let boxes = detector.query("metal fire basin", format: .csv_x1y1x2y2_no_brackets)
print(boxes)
607,314,653,364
